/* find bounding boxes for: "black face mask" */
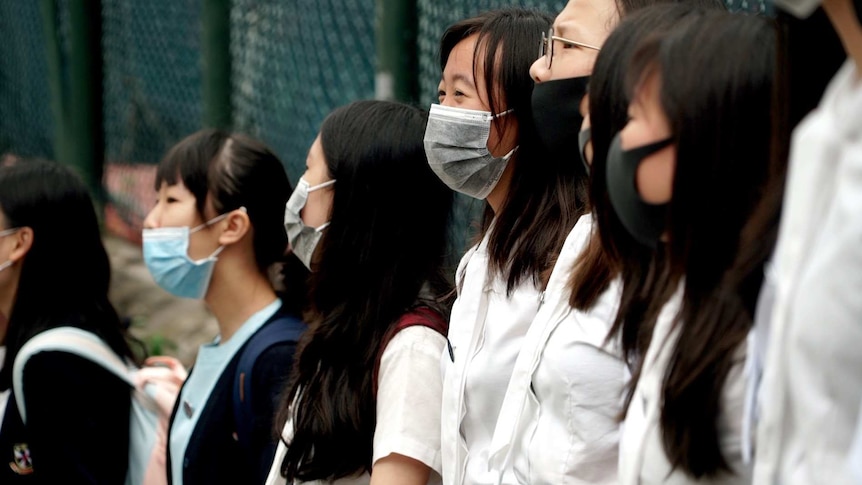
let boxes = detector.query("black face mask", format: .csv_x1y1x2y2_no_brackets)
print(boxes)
605,133,674,248
531,76,590,161
578,126,592,174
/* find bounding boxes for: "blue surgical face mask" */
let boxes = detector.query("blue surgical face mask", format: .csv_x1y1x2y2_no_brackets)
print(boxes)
0,227,20,273
142,208,244,299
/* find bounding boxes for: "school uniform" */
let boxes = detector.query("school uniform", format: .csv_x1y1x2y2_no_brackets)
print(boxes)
619,288,751,484
167,299,298,485
486,214,627,485
440,223,546,485
754,60,862,485
265,324,446,485
0,346,131,484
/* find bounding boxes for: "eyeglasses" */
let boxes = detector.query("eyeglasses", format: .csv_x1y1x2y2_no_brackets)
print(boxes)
540,27,601,70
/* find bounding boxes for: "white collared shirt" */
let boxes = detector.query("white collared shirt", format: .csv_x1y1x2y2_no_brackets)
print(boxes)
754,60,862,485
440,227,543,485
265,326,445,485
486,214,628,485
620,288,751,485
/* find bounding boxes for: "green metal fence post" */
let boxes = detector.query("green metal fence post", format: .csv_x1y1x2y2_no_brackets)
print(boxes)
202,0,232,129
40,0,104,206
375,0,418,102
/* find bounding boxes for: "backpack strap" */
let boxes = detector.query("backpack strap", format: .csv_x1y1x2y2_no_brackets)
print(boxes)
232,314,306,450
12,326,138,423
373,306,448,394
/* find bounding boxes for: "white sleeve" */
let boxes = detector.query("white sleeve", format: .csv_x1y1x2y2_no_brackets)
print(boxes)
848,399,862,482
373,325,447,476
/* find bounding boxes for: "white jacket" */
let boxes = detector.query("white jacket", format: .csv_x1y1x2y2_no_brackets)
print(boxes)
620,288,751,484
485,214,627,484
754,60,862,485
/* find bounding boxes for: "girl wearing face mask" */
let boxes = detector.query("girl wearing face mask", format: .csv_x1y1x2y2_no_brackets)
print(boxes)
424,9,588,485
268,100,454,485
142,129,304,485
529,0,725,208
602,13,775,483
0,159,140,484
484,5,722,485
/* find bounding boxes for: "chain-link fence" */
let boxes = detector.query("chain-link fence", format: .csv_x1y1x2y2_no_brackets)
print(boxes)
1,0,767,248
230,0,377,183
0,1,54,161
100,0,204,240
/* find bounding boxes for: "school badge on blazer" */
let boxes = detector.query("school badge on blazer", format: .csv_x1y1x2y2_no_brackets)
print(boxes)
9,443,33,475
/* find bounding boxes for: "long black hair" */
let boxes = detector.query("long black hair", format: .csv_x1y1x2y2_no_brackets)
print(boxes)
568,2,726,313
276,100,454,481
0,159,138,390
441,8,583,293
613,12,776,477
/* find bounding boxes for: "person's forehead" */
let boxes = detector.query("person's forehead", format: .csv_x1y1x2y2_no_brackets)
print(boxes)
554,0,616,38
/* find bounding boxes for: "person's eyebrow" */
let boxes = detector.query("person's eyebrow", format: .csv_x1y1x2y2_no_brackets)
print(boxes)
554,20,589,42
451,72,475,88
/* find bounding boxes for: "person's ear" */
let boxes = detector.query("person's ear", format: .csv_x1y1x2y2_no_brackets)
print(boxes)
8,227,33,262
217,207,250,246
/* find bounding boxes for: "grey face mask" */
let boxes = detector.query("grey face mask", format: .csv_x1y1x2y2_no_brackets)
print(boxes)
283,178,334,270
423,104,517,200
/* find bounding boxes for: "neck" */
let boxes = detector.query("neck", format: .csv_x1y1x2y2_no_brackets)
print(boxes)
485,162,514,214
204,255,277,343
824,0,862,80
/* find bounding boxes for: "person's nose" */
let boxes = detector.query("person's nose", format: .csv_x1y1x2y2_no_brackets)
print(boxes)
142,205,161,229
530,56,551,83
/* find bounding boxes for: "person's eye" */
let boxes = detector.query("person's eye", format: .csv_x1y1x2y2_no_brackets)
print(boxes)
454,90,465,97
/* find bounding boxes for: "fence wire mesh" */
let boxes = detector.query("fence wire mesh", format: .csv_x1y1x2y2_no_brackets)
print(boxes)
102,0,203,166
101,0,204,238
231,0,377,184
0,1,54,161
1,0,768,246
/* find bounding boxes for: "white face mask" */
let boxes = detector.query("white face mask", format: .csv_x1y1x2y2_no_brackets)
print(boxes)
284,178,335,270
423,104,517,200
0,227,20,273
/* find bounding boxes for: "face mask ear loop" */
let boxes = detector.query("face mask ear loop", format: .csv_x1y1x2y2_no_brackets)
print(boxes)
307,179,336,193
492,108,514,120
189,206,248,234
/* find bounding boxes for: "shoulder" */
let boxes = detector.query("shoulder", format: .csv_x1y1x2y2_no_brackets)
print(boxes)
23,350,117,380
249,340,297,377
242,314,304,365
382,326,446,361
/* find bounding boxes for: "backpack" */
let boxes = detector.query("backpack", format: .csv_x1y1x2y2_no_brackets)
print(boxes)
12,326,161,485
231,314,306,450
